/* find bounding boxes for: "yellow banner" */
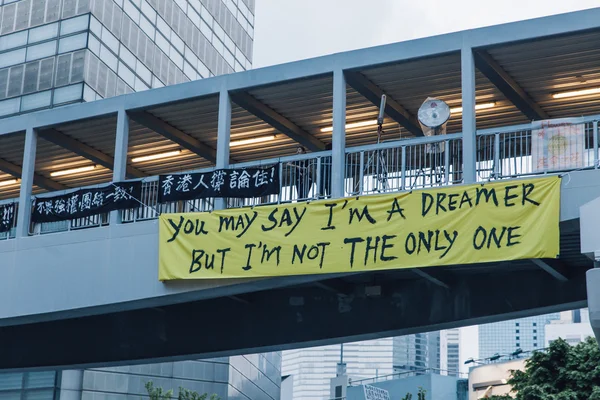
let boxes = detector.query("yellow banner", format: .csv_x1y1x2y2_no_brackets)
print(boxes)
158,176,561,280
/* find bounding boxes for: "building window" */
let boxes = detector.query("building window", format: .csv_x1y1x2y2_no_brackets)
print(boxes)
533,323,537,326
516,343,520,347
516,323,520,327
516,337,520,340
533,330,537,333
534,336,537,340
516,330,520,333
534,343,537,347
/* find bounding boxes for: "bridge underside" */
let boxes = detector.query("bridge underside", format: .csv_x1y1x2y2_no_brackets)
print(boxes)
0,220,587,371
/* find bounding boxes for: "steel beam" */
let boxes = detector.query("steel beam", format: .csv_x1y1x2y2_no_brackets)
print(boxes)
39,129,145,179
345,71,423,136
474,50,548,121
462,46,477,184
531,259,569,282
230,91,325,152
0,158,65,191
128,111,217,163
412,268,449,289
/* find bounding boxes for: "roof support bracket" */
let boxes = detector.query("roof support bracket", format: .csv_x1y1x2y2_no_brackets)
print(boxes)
531,259,569,282
129,111,217,163
344,71,423,136
473,50,548,121
412,268,450,289
230,92,326,152
39,129,145,179
0,157,65,191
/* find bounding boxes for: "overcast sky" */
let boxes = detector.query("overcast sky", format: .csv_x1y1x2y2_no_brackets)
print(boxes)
253,0,600,68
255,0,599,371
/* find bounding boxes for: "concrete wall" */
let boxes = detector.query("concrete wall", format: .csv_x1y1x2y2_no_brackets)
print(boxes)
0,220,325,325
347,374,461,400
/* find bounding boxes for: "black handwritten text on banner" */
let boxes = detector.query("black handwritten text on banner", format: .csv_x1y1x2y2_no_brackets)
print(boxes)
32,181,142,223
0,202,15,233
158,165,279,203
158,176,561,280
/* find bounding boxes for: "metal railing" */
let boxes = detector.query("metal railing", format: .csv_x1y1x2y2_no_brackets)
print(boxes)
345,134,463,195
349,367,468,386
0,115,598,239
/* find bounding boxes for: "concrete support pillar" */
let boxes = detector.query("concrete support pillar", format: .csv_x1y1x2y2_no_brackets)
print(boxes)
461,45,477,184
59,370,84,400
16,126,37,238
110,109,130,225
331,69,346,198
214,88,232,210
587,268,600,344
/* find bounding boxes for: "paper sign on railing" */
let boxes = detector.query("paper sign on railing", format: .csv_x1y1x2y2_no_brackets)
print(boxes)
532,117,586,172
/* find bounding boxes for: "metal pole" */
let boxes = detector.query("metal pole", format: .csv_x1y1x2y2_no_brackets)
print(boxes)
215,88,232,210
332,69,346,198
494,133,500,178
401,146,406,190
110,108,130,225
17,126,37,238
594,120,598,168
461,45,477,184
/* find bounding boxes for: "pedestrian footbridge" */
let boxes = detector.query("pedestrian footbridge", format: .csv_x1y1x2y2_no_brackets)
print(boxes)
2,8,600,371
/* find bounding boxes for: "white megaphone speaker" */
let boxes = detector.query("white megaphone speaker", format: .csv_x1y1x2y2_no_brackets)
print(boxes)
417,97,451,153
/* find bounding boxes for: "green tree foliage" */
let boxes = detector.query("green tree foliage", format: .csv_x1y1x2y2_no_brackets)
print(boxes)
400,387,427,400
488,337,600,400
145,381,220,400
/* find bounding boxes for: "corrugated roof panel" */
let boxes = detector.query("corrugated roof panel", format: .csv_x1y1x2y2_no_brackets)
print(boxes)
487,29,600,119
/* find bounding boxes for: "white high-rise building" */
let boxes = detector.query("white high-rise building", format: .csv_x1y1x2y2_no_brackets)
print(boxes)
393,332,440,373
545,309,594,346
440,329,460,376
282,339,394,400
479,313,561,359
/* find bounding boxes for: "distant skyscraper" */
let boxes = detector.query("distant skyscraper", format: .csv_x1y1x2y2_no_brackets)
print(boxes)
0,0,254,118
479,313,561,359
393,332,440,373
545,309,594,346
282,339,394,400
440,329,460,376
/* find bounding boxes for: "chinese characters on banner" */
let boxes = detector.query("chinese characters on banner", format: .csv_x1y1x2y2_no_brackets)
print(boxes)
158,165,279,203
31,181,142,223
532,117,585,173
363,385,390,400
0,202,15,233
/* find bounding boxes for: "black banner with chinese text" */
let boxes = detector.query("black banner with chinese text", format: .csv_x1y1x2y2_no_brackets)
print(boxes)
32,181,142,223
158,165,279,203
0,202,15,233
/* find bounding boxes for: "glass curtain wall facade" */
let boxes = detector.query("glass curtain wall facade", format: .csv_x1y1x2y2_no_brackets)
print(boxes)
393,332,440,374
479,313,561,359
0,0,254,117
0,353,281,400
282,339,394,400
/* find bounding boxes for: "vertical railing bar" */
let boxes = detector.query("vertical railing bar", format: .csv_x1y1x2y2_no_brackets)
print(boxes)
277,160,283,204
444,140,450,184
401,146,406,191
494,133,500,178
594,120,598,169
359,151,364,195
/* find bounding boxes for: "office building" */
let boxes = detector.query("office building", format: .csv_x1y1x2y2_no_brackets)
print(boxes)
282,339,394,400
0,0,254,118
545,309,594,346
479,313,561,359
0,353,281,400
393,332,441,373
0,2,274,400
441,329,460,376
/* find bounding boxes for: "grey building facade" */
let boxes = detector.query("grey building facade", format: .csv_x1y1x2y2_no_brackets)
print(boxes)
0,353,282,400
479,313,561,359
0,0,254,117
0,2,279,400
